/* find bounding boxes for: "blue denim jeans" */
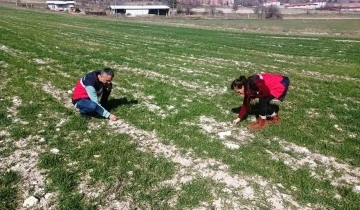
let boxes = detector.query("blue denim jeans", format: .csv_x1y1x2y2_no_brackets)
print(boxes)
75,99,97,114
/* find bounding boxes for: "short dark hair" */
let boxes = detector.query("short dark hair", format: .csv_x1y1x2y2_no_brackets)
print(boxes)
101,67,114,77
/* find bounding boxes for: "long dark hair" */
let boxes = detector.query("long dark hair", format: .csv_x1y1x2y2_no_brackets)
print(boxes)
231,75,252,112
230,76,248,91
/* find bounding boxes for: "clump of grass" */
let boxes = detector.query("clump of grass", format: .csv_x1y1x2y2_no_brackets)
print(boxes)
176,179,213,208
0,171,20,210
0,112,11,127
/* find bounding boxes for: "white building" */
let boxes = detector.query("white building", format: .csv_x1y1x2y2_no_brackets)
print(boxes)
46,1,75,12
285,2,326,9
109,5,170,16
263,0,281,7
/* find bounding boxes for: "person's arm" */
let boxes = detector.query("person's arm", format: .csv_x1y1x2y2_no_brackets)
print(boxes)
85,86,111,118
238,97,247,120
254,79,270,98
233,97,248,125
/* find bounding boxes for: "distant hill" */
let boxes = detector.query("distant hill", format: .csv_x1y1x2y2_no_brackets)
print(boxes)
3,0,360,6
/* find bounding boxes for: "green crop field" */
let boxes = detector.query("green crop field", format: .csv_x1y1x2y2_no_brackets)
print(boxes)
1,5,360,209
134,15,360,37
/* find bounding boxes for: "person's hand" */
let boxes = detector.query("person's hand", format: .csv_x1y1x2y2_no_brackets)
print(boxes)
109,114,118,121
233,118,241,125
104,83,112,91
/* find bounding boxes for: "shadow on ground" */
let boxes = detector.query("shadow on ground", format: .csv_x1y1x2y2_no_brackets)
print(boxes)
106,97,138,111
231,103,279,121
83,97,138,119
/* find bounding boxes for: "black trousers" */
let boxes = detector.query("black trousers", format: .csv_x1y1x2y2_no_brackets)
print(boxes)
100,83,112,107
259,95,276,116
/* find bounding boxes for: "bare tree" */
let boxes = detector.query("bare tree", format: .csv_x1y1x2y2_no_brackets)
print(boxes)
162,0,177,8
264,5,283,19
253,5,265,19
232,0,239,12
242,0,260,7
207,5,216,16
178,0,199,15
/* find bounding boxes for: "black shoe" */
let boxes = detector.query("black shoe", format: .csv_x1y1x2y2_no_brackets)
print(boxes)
80,113,92,120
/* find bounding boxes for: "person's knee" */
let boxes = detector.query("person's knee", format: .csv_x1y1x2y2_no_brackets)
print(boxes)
88,102,97,111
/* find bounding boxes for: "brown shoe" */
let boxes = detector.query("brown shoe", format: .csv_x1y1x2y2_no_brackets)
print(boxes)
266,114,281,125
248,118,266,130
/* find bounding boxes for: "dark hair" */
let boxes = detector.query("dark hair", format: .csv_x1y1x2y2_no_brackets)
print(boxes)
231,75,251,112
230,76,248,90
101,67,114,77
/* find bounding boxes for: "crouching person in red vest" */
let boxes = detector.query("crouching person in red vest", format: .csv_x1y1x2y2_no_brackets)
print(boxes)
72,68,118,121
231,73,290,130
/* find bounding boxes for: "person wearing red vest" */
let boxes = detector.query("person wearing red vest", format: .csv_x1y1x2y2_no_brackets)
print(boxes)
72,68,118,121
231,73,290,130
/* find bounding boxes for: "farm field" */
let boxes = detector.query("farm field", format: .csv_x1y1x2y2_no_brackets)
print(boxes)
1,5,360,209
132,13,360,37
